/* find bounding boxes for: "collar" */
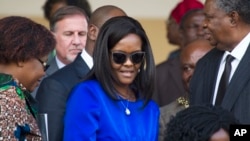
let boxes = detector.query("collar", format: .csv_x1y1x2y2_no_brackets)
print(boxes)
55,56,66,69
224,32,250,61
81,49,93,69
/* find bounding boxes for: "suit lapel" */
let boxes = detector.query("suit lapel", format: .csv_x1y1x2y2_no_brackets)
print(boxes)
222,43,250,110
204,49,224,103
46,57,59,76
72,54,90,79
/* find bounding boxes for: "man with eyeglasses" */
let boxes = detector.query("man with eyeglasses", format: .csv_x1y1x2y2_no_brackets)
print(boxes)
36,5,127,141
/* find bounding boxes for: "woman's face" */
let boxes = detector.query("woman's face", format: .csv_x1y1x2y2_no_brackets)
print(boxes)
17,56,48,92
110,33,144,87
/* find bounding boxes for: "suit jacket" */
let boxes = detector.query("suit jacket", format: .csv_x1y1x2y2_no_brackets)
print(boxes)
36,54,90,141
190,44,250,124
153,58,186,107
46,57,59,77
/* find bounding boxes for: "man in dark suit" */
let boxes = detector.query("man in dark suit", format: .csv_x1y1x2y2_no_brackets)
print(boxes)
36,5,127,141
31,6,89,98
190,0,250,124
154,8,206,107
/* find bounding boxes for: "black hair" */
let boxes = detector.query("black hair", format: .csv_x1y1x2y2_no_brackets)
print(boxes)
66,0,92,18
86,16,155,106
164,105,238,141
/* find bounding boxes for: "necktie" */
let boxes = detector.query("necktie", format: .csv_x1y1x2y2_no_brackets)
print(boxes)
215,55,234,105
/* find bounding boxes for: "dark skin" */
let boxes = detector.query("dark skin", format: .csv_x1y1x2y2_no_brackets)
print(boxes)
180,10,206,48
203,0,250,52
180,39,213,91
166,16,181,46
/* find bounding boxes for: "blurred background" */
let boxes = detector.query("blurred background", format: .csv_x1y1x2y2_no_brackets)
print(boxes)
0,0,205,65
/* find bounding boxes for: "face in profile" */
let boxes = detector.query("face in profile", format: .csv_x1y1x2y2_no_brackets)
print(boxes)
180,10,206,47
203,0,232,51
18,56,49,92
53,14,88,64
110,33,144,87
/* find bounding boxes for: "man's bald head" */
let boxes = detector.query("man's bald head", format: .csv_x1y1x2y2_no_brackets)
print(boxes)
85,5,127,56
90,5,127,28
180,39,213,91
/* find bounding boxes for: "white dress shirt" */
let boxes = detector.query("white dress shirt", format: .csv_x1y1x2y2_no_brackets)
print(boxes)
81,49,93,69
212,32,250,105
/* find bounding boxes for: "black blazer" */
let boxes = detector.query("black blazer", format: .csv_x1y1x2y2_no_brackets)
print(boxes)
36,54,90,141
190,44,250,124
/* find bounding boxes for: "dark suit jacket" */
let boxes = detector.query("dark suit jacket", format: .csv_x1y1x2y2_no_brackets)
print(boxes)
46,57,59,77
153,58,186,107
36,54,90,141
190,44,250,124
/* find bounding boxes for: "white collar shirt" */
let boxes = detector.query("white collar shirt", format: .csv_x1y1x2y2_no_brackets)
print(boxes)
212,32,250,105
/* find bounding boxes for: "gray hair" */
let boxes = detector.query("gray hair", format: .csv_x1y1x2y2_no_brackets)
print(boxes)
215,0,250,24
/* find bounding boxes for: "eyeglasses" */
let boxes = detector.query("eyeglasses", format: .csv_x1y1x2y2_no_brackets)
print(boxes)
111,51,145,64
37,58,50,71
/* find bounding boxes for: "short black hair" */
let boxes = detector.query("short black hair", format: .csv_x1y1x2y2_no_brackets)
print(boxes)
164,105,239,141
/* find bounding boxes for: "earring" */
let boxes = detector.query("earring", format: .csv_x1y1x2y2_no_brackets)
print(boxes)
138,69,140,73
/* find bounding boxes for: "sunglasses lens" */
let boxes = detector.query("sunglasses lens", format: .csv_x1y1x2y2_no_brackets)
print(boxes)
131,52,145,64
112,53,127,64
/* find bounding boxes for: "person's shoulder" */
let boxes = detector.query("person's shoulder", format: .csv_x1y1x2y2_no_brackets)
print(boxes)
0,73,13,86
156,58,180,74
156,60,169,72
74,79,100,89
156,58,179,68
147,99,160,111
45,62,75,81
197,47,223,64
156,60,167,68
160,100,185,115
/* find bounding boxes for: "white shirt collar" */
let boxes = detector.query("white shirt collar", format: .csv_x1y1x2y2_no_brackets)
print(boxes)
81,49,93,69
55,56,66,69
225,32,250,61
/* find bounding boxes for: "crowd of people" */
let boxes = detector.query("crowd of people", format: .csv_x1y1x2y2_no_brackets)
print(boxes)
1,0,250,140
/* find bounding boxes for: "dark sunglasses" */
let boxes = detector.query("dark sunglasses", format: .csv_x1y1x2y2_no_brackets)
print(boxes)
37,58,50,71
111,51,145,64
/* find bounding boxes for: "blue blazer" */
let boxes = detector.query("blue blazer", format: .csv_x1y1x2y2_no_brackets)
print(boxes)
190,43,250,124
36,54,90,141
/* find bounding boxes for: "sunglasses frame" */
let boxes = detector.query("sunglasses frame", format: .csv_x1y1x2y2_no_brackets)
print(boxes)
37,58,50,71
111,51,145,64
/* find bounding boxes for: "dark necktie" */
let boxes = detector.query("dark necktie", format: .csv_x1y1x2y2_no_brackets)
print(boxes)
215,55,234,105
